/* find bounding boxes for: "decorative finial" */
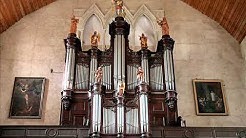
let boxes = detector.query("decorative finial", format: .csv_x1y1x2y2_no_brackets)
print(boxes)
70,15,79,34
157,17,169,35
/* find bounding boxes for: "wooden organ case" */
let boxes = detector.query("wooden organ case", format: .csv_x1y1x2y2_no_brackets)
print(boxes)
60,15,179,137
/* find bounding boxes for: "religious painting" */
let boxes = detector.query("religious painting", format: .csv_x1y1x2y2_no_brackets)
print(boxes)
9,77,46,118
192,79,228,115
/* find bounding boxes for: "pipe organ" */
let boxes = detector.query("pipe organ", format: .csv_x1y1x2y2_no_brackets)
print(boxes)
60,3,180,137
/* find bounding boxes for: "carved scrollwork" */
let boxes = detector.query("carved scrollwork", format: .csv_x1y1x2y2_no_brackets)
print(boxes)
126,49,141,66
149,52,163,67
77,51,90,67
99,48,113,65
237,130,246,138
45,129,58,137
61,95,71,110
183,129,194,138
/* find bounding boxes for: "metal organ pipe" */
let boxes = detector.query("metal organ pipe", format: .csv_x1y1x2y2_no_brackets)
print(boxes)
116,96,124,137
141,49,149,84
164,45,175,90
114,35,125,88
90,48,98,86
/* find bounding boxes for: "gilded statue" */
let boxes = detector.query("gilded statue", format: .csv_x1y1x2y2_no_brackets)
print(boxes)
157,17,169,35
137,67,144,82
139,33,148,48
95,66,103,83
70,15,79,34
91,31,100,46
112,0,125,17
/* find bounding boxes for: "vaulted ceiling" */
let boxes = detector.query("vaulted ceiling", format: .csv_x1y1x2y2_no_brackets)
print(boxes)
0,0,55,33
182,0,246,43
0,0,245,43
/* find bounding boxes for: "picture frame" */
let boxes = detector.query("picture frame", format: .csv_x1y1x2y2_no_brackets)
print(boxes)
9,77,46,119
192,79,228,116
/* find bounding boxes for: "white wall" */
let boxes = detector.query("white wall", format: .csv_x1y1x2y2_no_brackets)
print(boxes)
0,0,245,126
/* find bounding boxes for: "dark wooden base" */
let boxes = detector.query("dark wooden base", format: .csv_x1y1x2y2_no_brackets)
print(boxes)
1,126,246,138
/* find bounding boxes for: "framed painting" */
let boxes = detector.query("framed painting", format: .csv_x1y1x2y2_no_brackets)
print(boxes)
192,79,228,116
9,77,46,118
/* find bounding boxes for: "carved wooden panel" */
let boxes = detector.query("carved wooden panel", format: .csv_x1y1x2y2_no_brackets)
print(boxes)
152,100,165,112
149,94,166,127
60,93,89,126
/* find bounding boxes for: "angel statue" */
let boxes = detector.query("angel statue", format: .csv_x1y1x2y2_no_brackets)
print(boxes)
91,31,100,46
137,67,144,82
95,66,103,83
70,15,79,34
157,17,169,35
139,33,148,48
112,0,125,17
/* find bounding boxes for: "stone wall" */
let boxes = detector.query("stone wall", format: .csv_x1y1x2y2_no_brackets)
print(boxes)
0,0,245,126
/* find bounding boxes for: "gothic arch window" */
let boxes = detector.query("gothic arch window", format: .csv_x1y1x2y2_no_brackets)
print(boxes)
134,15,155,51
83,14,104,50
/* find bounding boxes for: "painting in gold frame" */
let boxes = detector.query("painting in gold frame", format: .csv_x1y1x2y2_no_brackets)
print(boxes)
192,79,228,116
9,77,45,118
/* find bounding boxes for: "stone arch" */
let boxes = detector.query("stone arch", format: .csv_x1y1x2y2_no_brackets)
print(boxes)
134,15,155,47
78,4,105,30
133,4,158,31
82,14,104,49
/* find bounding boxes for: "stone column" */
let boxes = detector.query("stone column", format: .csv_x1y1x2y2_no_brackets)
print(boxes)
162,35,178,126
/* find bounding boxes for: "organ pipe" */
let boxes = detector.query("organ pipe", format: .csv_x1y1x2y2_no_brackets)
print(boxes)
141,49,149,84
116,96,125,137
90,47,98,85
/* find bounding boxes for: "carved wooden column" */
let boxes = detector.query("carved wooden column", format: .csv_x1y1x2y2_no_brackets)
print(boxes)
137,82,151,137
109,15,130,137
90,82,103,137
62,33,79,110
162,35,178,126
